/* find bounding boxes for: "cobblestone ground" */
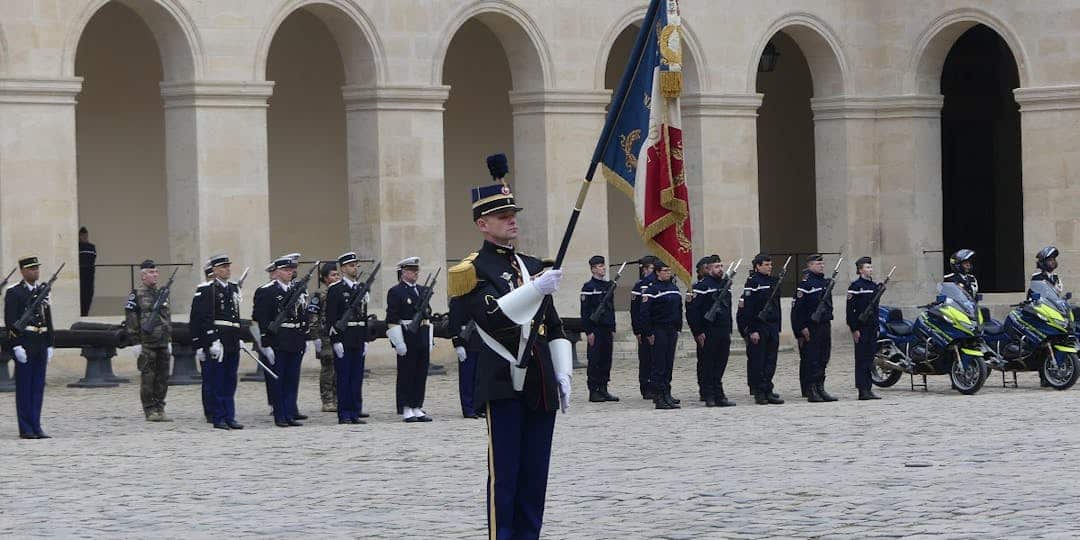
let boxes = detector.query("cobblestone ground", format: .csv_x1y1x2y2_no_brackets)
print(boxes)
1,342,1079,539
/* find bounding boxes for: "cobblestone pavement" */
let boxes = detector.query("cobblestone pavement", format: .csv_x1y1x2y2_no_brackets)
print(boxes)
1,342,1079,539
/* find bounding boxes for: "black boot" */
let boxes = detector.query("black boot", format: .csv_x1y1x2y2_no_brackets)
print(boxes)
800,383,808,398
817,382,838,402
666,394,682,409
766,393,785,404
754,392,769,405
601,385,620,402
858,388,882,400
589,389,606,402
806,384,825,403
705,397,718,407
654,394,675,410
667,393,681,405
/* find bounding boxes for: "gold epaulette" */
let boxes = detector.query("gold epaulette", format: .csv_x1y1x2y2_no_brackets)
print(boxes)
448,252,479,298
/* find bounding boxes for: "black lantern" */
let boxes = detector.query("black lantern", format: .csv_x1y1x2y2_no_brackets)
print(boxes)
758,42,780,73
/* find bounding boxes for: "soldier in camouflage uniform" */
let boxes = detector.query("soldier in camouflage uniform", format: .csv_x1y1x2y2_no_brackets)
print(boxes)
307,262,341,412
124,260,173,422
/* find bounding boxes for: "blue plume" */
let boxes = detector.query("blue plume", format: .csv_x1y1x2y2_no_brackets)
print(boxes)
486,153,509,181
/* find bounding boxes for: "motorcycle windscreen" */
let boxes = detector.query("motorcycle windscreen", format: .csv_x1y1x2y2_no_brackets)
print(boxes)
937,283,977,319
1030,280,1070,316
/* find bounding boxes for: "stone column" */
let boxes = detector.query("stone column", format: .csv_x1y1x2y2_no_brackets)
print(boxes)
508,90,611,315
0,78,84,326
1014,85,1080,289
873,95,945,305
160,81,275,303
343,85,450,311
681,92,763,263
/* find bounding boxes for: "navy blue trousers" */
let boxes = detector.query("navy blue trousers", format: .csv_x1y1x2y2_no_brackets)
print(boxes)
637,335,652,394
396,328,430,410
586,327,614,391
486,398,556,540
746,332,779,395
198,355,210,421
459,349,478,417
649,328,678,395
799,322,832,388
14,349,47,436
855,327,878,391
335,346,366,421
269,348,303,422
207,350,239,424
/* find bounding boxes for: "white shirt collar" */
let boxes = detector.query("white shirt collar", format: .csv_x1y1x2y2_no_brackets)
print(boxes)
215,278,229,288
277,279,290,291
343,275,357,287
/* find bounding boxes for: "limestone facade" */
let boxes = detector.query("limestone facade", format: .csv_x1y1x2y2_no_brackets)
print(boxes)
1,0,1079,325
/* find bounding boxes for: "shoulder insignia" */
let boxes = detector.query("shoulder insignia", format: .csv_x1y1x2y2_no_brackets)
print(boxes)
448,253,479,298
259,281,275,289
124,290,138,311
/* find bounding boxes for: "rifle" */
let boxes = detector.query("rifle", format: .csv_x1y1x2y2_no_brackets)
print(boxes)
332,261,381,335
588,260,629,324
242,322,280,379
404,267,441,333
809,257,844,324
141,267,179,333
236,267,251,289
12,262,65,333
858,266,897,325
756,256,791,323
0,267,17,292
267,261,320,334
704,259,742,324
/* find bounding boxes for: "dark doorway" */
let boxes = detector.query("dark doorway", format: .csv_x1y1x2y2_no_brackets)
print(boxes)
940,24,1023,292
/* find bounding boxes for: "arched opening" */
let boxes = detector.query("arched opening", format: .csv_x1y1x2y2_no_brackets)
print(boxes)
75,2,168,315
265,8,350,260
441,20,513,259
755,31,817,261
940,24,1022,292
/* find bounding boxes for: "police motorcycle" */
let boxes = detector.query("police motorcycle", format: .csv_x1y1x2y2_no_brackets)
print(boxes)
979,280,1080,390
871,283,991,395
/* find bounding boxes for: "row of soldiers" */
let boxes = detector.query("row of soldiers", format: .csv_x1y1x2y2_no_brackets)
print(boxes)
577,252,891,411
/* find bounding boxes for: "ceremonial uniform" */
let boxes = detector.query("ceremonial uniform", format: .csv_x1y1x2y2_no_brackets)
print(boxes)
306,289,336,410
193,263,213,422
580,267,617,401
686,263,734,406
78,228,97,316
641,273,682,408
5,257,55,439
630,269,657,398
190,254,244,429
386,257,434,422
846,271,880,396
736,264,782,403
124,260,173,420
324,252,371,424
449,296,481,418
452,175,573,540
791,267,835,402
252,258,309,427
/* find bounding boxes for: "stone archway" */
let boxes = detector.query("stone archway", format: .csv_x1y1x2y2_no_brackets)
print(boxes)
72,0,200,315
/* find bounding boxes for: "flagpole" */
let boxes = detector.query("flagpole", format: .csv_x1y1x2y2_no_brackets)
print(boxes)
516,0,663,368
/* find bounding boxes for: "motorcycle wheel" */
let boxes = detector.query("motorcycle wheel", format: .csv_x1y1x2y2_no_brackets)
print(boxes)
950,354,987,395
871,363,902,387
1040,352,1080,390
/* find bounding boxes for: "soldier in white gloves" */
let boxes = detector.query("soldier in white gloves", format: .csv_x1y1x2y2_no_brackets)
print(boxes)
448,175,572,540
386,257,435,422
5,256,56,439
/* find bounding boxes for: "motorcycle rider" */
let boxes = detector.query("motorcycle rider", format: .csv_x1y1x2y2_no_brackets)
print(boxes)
943,249,979,299
1030,246,1063,296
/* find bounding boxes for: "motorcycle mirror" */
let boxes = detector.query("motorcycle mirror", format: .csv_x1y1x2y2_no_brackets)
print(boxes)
976,293,984,302
1066,292,1073,300
1031,293,1041,302
936,295,946,303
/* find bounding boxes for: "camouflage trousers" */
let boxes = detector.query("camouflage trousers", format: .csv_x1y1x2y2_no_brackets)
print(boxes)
138,346,171,414
319,349,336,405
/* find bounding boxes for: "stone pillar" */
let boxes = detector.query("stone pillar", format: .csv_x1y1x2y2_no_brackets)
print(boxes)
160,81,275,302
873,95,945,305
343,85,450,312
1014,85,1080,289
681,93,763,263
508,90,611,315
0,78,84,326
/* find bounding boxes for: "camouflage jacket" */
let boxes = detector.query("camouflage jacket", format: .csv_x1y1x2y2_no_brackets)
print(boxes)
125,284,172,348
306,291,332,356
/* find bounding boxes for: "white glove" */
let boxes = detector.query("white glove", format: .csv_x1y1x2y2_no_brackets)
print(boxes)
333,342,344,358
167,343,173,355
531,269,563,296
363,342,368,355
47,347,54,363
455,346,467,363
313,339,322,355
130,345,143,358
261,347,276,365
557,374,572,413
13,345,27,364
209,340,224,362
394,342,408,356
195,349,205,363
